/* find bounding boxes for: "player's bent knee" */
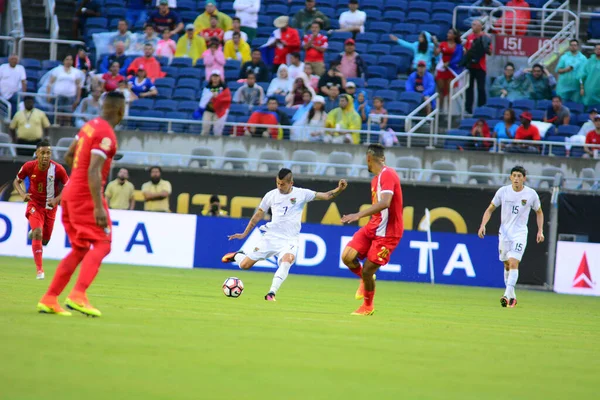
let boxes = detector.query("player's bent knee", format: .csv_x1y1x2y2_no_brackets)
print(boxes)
32,228,43,240
341,247,358,267
281,254,295,264
239,258,254,270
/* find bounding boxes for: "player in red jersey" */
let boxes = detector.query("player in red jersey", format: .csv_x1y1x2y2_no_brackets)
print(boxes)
340,144,404,316
13,140,69,280
37,91,125,317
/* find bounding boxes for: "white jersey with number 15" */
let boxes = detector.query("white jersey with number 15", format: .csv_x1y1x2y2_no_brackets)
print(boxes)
492,185,541,240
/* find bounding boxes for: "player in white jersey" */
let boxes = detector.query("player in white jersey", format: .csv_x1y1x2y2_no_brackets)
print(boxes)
478,166,545,308
222,168,348,301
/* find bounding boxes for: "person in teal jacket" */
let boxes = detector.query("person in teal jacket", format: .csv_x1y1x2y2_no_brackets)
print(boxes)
490,62,531,101
556,39,588,103
580,43,600,107
389,31,437,70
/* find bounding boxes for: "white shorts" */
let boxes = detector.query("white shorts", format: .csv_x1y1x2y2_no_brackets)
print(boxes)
246,233,299,263
499,235,527,262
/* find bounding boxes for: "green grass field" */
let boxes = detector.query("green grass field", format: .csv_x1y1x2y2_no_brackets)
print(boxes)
1,256,599,400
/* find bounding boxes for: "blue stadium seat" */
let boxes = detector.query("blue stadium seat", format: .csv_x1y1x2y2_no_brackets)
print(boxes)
266,4,289,16
21,59,41,70
383,11,406,24
473,106,499,120
385,0,408,11
368,22,392,35
367,10,383,21
178,100,199,112
258,15,273,27
587,104,600,112
354,43,368,54
361,54,377,67
386,101,410,115
366,66,388,79
419,24,443,38
230,103,250,116
378,34,397,45
587,16,600,38
431,13,453,27
535,99,552,110
177,78,201,91
511,99,535,110
389,79,407,91
157,87,173,100
565,101,584,115
328,42,343,53
155,77,176,89
26,81,37,92
170,58,193,68
154,99,178,112
289,5,303,16
347,77,365,87
368,44,391,56
228,81,243,92
225,70,239,81
395,55,413,74
176,0,196,11
432,2,456,15
530,110,545,121
361,0,386,10
155,56,170,67
356,34,381,46
225,59,241,71
220,1,235,14
409,1,432,13
104,0,123,7
319,7,336,19
169,112,189,133
445,129,470,150
139,110,166,132
544,136,566,156
129,98,154,111
178,67,203,80
331,31,353,42
86,17,108,30
273,94,286,106
161,66,178,79
406,12,429,24
374,90,397,102
398,92,423,108
367,78,389,90
486,97,511,110
126,109,143,130
106,8,126,20
257,27,274,38
459,118,478,130
257,82,269,93
390,45,413,58
180,11,198,23
392,23,417,35
557,125,579,137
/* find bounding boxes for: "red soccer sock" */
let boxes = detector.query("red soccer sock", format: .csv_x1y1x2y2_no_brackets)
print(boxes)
32,240,43,272
47,247,89,297
363,290,375,308
74,241,111,293
348,265,363,278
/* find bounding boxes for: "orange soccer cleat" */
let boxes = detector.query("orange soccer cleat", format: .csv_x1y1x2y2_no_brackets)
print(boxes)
65,291,102,317
351,304,375,316
37,295,72,316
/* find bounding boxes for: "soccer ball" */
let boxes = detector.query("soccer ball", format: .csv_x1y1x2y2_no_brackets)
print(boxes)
222,277,244,298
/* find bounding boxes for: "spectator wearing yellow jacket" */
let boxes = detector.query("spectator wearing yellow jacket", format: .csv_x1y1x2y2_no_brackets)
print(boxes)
175,24,208,65
325,94,362,144
224,32,251,63
194,0,233,32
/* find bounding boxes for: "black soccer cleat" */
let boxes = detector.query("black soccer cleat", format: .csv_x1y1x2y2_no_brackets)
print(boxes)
500,296,509,307
265,292,276,302
508,298,518,308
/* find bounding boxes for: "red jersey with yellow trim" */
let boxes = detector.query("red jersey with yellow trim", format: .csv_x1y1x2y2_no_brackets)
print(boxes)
365,166,404,238
63,118,117,201
17,160,68,210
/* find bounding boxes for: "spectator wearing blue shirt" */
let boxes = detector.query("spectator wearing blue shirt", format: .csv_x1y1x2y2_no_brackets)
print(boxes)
147,0,184,35
99,42,132,76
406,60,436,114
493,109,519,139
128,66,158,98
73,0,101,39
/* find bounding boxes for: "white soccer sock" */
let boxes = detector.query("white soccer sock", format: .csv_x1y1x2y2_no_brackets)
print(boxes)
506,269,519,298
504,269,510,286
269,261,292,294
234,253,246,264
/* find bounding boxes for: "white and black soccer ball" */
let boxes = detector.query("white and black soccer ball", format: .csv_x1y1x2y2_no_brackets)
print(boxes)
223,277,244,298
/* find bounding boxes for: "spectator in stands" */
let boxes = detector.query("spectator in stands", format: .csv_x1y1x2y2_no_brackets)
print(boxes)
370,96,388,131
318,61,345,96
580,43,600,107
516,64,556,101
556,39,587,103
324,85,340,112
234,72,265,108
46,55,82,126
202,195,229,216
148,0,184,35
495,0,530,36
286,74,315,108
354,90,370,123
155,0,177,7
175,24,208,65
156,29,178,62
75,46,91,70
116,80,137,116
195,0,233,33
465,0,502,27
390,31,437,71
345,81,357,98
202,15,225,43
196,70,232,136
203,37,226,81
102,62,125,92
291,0,330,31
142,166,172,213
128,43,166,81
544,95,570,128
224,32,251,63
469,119,493,151
435,29,464,113
464,20,492,114
267,64,292,96
128,66,158,98
0,54,26,118
270,16,301,73
287,52,305,81
303,21,328,77
9,96,50,156
79,64,93,99
291,94,327,141
490,62,530,101
337,0,366,36
105,168,136,210
493,108,519,139
583,115,600,158
112,19,132,50
142,24,160,49
325,94,361,144
335,38,366,80
245,97,290,139
73,0,101,40
406,61,436,114
224,17,249,42
233,0,260,41
126,0,150,29
304,63,320,92
291,90,315,139
578,108,598,137
509,111,540,153
99,42,132,76
75,87,102,128
240,49,270,82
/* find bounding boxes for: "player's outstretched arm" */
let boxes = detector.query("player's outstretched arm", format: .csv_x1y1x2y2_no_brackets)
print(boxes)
478,203,496,239
536,208,545,243
88,154,108,227
341,192,392,224
228,208,265,240
314,179,348,201
12,177,30,202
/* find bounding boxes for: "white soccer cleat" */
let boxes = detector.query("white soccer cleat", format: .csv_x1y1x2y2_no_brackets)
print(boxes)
36,272,45,280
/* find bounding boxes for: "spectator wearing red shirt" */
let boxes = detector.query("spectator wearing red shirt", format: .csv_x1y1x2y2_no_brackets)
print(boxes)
127,43,166,81
303,21,328,76
102,61,125,92
202,15,225,43
469,118,493,151
271,16,301,73
584,115,600,158
508,111,541,153
464,20,492,114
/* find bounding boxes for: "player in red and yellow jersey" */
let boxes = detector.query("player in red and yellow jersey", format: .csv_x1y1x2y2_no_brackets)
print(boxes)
341,144,404,316
37,91,125,317
13,140,69,279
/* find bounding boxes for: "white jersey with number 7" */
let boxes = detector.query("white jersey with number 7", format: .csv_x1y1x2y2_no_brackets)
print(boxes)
492,185,541,241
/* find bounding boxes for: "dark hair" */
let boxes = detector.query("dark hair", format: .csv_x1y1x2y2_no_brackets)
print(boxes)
329,60,340,69
37,139,51,148
105,91,125,101
118,19,128,25
232,17,241,22
24,95,35,102
210,194,220,203
210,15,218,20
504,108,516,124
570,39,579,44
449,28,462,45
233,31,241,37
290,52,301,59
278,168,292,180
308,102,323,121
511,166,526,177
532,63,543,71
349,0,358,4
505,62,515,69
311,20,322,29
246,72,256,79
267,96,279,104
251,48,261,54
417,32,428,54
149,166,162,174
373,96,384,104
367,143,385,158
552,95,562,102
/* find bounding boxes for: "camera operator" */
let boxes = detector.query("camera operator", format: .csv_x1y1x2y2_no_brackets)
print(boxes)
202,194,228,217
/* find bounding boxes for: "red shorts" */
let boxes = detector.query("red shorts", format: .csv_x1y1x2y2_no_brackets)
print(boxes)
61,197,112,249
25,202,57,243
347,227,401,266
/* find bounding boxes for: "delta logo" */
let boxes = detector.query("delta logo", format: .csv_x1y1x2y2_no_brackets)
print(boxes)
572,252,594,289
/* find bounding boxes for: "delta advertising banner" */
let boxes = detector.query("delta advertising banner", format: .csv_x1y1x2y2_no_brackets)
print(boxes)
554,241,600,297
0,202,197,269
